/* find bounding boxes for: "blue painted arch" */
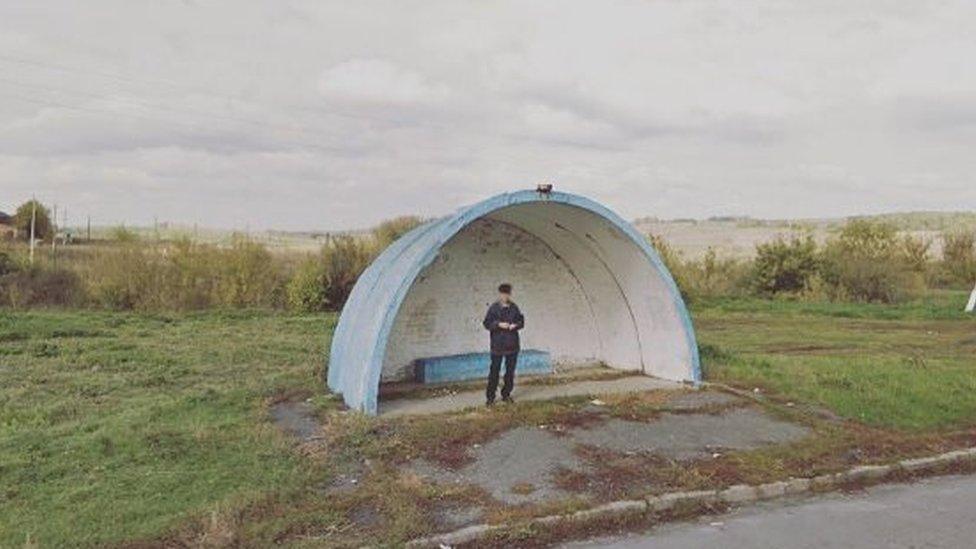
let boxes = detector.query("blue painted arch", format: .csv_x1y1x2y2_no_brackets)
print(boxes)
328,190,700,414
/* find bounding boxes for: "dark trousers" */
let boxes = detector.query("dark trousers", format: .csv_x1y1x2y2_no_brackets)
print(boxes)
486,352,518,402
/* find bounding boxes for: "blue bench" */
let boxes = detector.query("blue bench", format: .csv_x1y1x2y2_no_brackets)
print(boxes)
414,350,552,384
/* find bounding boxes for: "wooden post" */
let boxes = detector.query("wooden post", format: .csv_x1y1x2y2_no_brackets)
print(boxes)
966,281,976,313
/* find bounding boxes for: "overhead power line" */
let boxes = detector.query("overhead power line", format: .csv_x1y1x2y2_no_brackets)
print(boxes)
0,76,344,143
0,90,352,155
0,53,452,129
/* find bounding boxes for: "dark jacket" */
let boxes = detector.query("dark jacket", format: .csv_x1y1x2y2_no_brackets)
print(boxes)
483,301,524,355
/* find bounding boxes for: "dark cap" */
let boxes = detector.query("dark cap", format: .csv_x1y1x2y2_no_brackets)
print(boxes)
498,283,513,294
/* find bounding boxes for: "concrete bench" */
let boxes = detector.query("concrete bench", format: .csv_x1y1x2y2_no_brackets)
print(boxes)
414,350,552,384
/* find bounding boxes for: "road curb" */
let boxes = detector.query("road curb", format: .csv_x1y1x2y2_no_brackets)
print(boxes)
405,446,976,548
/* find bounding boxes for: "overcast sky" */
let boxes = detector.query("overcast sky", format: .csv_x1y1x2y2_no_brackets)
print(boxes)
1,1,974,230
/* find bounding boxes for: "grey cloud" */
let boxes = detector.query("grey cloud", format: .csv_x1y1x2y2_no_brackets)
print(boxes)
1,0,975,230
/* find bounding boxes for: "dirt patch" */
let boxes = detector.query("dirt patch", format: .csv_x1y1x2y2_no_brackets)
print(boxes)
406,406,810,506
569,408,810,460
349,505,384,529
409,427,584,504
269,401,320,441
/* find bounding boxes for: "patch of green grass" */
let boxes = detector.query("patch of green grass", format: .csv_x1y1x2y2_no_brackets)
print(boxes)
696,292,976,430
0,310,334,547
3,294,976,546
695,290,973,321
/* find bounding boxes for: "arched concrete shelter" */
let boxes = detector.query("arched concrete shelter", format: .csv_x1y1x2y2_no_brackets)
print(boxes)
328,189,700,414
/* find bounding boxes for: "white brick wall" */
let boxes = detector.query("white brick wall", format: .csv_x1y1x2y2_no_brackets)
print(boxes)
382,202,692,383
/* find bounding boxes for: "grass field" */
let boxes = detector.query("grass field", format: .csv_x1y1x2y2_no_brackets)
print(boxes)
0,311,332,546
697,291,976,430
1,292,974,546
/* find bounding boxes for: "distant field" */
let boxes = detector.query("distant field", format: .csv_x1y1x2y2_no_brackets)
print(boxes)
74,224,367,253
635,211,976,260
71,210,976,260
1,293,974,546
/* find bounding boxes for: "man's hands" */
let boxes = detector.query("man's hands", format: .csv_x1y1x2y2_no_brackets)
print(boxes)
498,322,517,330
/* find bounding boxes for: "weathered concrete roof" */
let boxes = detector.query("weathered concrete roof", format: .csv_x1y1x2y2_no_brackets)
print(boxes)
328,190,699,414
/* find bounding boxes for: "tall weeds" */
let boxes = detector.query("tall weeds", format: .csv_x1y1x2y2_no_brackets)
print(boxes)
0,216,970,310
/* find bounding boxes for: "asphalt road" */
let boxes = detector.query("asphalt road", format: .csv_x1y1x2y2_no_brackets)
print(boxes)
562,475,976,549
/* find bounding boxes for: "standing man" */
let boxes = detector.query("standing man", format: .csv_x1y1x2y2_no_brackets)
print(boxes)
483,283,524,406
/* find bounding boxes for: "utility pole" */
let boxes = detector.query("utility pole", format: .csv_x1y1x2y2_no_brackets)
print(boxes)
51,204,57,252
29,198,36,266
87,215,91,241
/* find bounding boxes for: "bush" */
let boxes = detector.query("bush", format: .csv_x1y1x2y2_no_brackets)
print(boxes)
0,249,18,277
111,225,140,243
819,220,922,303
684,248,750,299
900,234,932,276
86,236,285,310
941,231,975,287
371,216,424,249
161,239,220,309
0,265,85,307
87,243,156,309
648,235,749,301
286,236,373,312
216,236,284,308
648,234,690,300
287,258,328,313
752,234,819,295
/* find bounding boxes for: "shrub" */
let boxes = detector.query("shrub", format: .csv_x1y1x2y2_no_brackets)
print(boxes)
86,236,284,310
216,236,284,308
684,248,751,298
941,231,976,287
648,235,748,301
752,234,819,295
900,234,932,274
162,239,220,309
819,220,922,303
0,265,85,307
648,234,691,299
287,258,328,313
286,236,373,312
111,225,140,243
371,216,424,249
0,249,18,277
321,237,373,309
833,219,900,259
87,243,156,309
